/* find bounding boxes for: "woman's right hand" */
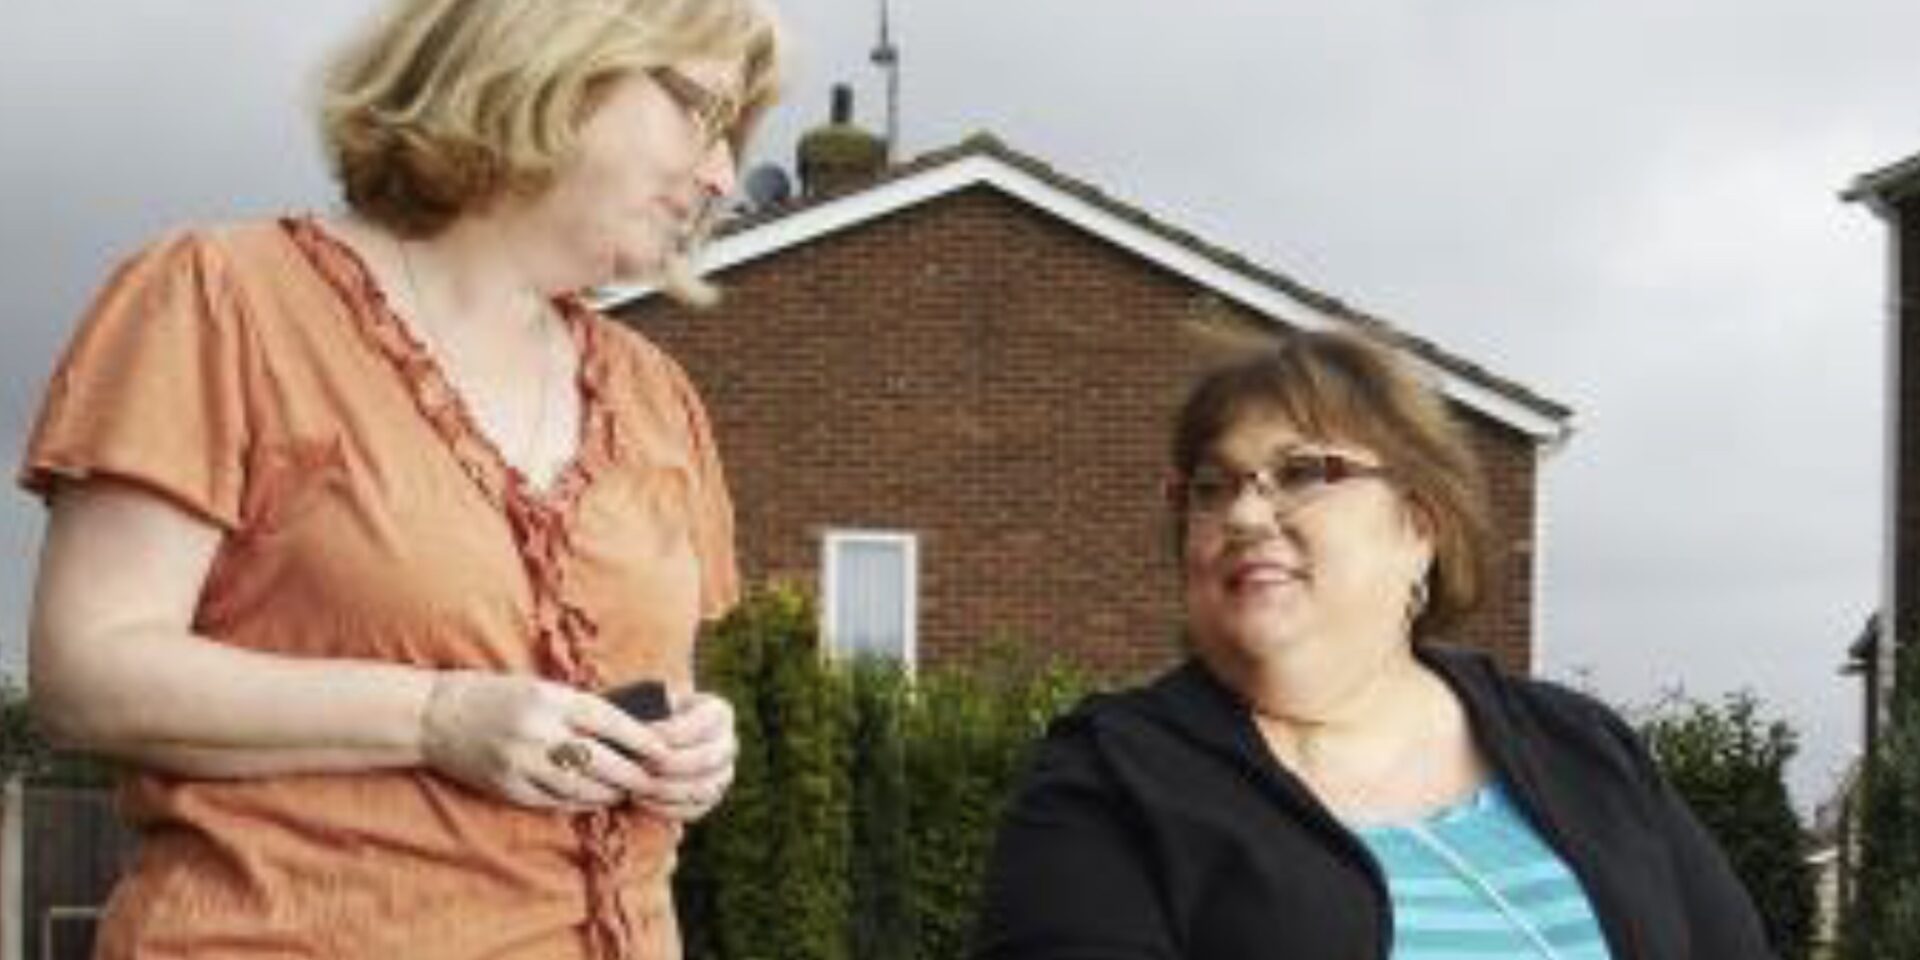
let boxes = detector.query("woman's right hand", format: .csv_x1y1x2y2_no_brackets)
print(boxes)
419,671,660,810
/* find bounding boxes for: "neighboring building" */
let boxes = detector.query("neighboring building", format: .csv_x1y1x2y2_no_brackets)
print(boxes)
1827,613,1881,939
1845,154,1920,719
607,120,1571,679
1844,614,1885,767
1808,753,1864,953
1833,150,1920,952
1805,844,1842,955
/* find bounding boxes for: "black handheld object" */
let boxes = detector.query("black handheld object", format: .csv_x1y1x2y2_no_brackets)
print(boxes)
605,680,671,722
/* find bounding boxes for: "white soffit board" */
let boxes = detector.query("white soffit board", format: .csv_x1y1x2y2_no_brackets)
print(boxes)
599,153,1566,442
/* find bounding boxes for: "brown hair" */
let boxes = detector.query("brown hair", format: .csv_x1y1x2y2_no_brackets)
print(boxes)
319,0,782,299
1170,330,1494,636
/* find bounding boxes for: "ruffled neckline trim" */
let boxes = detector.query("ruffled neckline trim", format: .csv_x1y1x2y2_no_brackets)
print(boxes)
278,214,617,519
282,214,653,958
280,214,622,684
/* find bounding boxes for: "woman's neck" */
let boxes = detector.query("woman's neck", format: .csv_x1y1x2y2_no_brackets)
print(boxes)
396,217,556,334
1212,624,1417,730
1228,644,1483,822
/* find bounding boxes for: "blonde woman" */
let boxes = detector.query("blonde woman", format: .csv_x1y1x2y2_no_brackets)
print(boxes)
22,0,781,956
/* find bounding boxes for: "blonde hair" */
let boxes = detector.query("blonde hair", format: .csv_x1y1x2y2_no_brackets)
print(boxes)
319,0,783,303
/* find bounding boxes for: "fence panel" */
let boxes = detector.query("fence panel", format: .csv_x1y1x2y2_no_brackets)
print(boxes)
23,786,135,960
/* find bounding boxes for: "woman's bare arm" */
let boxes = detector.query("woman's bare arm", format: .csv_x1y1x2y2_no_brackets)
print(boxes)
27,480,685,809
29,480,434,771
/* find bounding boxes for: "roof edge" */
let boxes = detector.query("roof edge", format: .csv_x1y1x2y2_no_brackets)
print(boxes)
1844,150,1920,211
601,133,1572,442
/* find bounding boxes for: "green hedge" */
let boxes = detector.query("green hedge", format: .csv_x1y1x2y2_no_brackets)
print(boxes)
676,586,1090,960
0,677,116,788
0,676,50,782
1641,691,1815,960
1842,641,1920,959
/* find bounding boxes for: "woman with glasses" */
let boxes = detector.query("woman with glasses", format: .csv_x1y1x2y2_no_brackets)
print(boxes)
21,1,780,956
973,331,1772,959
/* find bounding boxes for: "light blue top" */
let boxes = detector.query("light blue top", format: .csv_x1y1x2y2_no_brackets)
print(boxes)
1352,781,1614,960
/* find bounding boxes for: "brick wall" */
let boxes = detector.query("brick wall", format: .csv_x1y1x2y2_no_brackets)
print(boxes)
618,186,1541,678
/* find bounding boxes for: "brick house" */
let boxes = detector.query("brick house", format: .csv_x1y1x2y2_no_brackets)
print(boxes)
606,131,1571,680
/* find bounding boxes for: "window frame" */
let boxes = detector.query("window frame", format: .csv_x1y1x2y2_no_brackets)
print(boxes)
820,528,920,668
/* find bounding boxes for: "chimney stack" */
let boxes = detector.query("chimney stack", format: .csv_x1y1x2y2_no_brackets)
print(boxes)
796,83,887,199
831,84,854,125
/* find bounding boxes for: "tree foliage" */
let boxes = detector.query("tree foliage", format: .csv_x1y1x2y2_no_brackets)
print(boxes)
1641,690,1814,960
1842,643,1920,959
677,584,848,960
0,677,54,782
677,586,1090,960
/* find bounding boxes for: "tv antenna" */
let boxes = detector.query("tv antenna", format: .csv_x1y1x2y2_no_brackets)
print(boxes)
870,0,901,160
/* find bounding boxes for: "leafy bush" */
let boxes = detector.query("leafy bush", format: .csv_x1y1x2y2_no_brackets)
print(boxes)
1842,642,1920,959
677,584,848,960
1641,690,1814,960
0,678,122,790
0,677,53,782
847,660,913,960
678,586,1091,960
902,646,1083,960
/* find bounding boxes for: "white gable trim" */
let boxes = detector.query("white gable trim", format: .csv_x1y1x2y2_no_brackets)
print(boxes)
600,153,1566,441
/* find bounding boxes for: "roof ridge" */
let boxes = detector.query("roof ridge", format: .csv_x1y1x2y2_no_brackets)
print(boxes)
703,133,1569,426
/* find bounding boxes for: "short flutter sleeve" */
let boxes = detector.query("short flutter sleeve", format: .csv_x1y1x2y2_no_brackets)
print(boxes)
20,229,253,530
664,359,739,622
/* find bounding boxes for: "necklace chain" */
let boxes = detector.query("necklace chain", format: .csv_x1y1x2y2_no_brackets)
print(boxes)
396,237,557,485
1291,725,1438,820
1254,669,1469,822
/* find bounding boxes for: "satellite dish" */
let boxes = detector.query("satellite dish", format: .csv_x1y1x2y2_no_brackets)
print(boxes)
743,164,794,212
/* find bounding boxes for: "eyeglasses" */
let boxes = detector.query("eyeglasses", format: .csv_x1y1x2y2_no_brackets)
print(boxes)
648,66,741,150
1167,452,1391,522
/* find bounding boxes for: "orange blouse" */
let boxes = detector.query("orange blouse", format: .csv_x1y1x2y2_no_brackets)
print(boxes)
20,217,738,959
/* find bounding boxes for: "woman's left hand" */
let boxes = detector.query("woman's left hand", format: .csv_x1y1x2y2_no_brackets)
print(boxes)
624,690,738,823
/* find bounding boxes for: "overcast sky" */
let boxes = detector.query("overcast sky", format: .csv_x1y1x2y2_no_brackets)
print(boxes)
2,0,1911,810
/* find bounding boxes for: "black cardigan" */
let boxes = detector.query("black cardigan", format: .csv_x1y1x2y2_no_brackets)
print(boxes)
971,645,1775,959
